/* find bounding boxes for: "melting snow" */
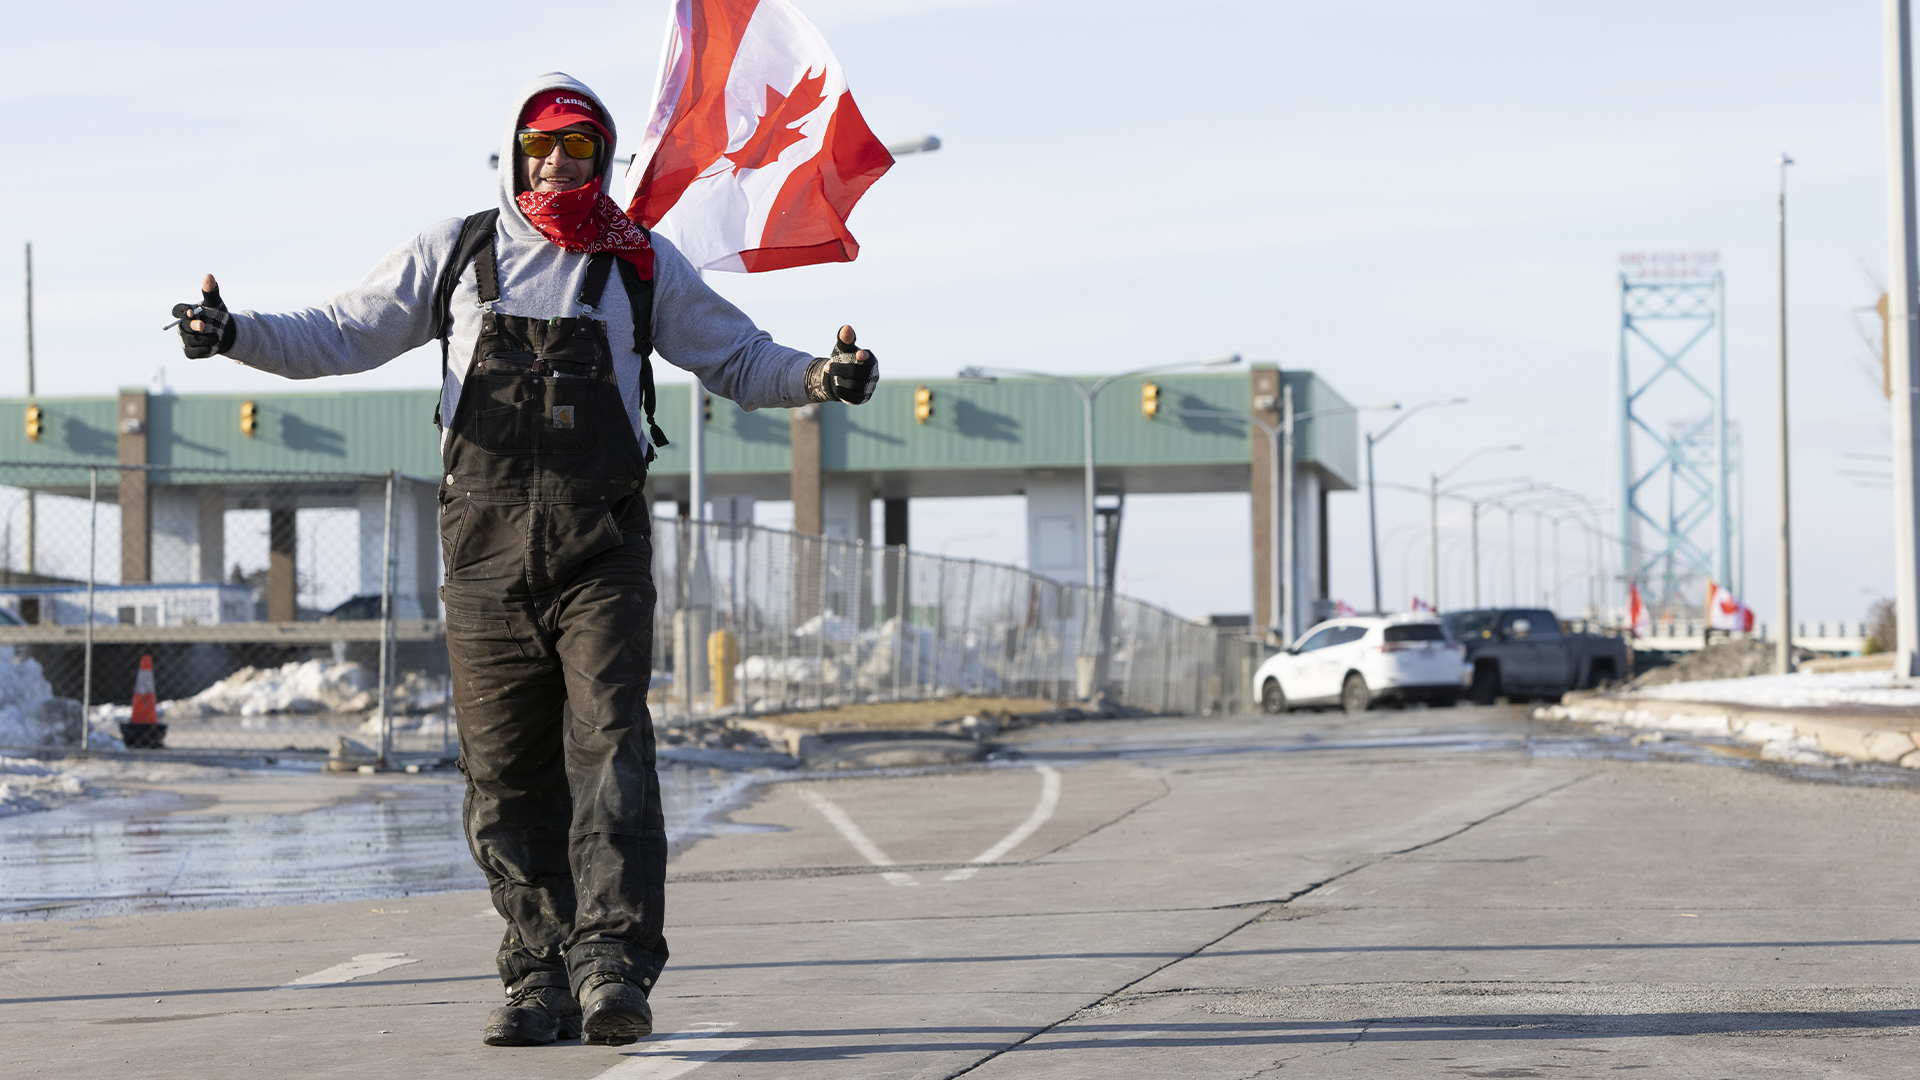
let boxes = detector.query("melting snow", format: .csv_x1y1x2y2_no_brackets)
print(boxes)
1631,671,1920,710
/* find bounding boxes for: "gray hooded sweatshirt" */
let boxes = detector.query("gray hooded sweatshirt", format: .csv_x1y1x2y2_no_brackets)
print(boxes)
225,73,814,449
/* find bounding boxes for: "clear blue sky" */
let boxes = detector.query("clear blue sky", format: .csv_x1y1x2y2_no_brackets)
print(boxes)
0,1,1901,624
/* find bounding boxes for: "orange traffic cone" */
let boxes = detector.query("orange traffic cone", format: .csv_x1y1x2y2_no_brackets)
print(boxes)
121,654,166,749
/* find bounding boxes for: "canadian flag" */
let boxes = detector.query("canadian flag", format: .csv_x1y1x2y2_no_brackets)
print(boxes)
626,0,894,272
1409,596,1436,614
1704,580,1755,633
1629,582,1649,638
1335,600,1357,617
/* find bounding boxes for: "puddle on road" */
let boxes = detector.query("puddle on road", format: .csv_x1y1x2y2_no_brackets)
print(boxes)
0,763,740,922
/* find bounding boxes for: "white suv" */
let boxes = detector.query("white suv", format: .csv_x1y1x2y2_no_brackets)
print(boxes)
1252,616,1469,715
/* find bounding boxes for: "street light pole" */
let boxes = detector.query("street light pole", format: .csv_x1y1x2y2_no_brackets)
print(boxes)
1776,151,1795,673
1428,443,1522,611
1280,384,1296,641
1366,397,1466,613
1888,0,1920,679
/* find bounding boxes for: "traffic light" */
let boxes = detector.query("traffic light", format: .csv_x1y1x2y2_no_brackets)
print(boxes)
1141,381,1160,420
240,400,257,438
24,405,41,442
913,385,933,424
702,393,712,422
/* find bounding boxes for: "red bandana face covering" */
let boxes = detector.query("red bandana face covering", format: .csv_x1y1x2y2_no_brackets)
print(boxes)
516,177,655,279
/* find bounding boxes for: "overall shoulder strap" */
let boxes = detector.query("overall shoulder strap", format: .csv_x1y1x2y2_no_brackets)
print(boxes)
615,256,668,450
431,209,501,428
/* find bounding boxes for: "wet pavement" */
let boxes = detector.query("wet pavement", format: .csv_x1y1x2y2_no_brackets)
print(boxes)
9,705,1920,924
9,704,1920,1078
0,762,740,920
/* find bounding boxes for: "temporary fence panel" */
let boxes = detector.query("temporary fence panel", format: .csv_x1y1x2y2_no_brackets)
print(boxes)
0,464,450,761
0,464,1242,758
649,516,1235,724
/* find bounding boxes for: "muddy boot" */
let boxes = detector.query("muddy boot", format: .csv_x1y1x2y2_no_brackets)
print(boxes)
580,973,653,1045
483,984,583,1046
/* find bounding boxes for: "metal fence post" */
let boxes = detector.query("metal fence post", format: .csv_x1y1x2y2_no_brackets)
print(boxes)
79,467,96,757
378,469,397,768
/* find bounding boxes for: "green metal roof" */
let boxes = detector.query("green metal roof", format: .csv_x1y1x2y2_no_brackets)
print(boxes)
0,367,1359,495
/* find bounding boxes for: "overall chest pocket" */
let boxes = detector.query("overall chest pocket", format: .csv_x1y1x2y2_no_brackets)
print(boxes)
473,350,599,455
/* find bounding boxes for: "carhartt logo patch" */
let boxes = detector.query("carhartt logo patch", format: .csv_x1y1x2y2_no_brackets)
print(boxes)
551,405,576,429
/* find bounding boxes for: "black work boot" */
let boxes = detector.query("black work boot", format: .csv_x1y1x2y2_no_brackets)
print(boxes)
483,984,583,1046
580,973,653,1046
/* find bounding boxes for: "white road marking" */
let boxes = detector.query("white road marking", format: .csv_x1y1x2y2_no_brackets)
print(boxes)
592,1023,756,1079
942,765,1061,881
944,760,1067,880
797,787,919,886
277,952,420,987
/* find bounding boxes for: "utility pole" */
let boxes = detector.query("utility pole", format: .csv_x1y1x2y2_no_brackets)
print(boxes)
1776,151,1796,674
22,243,33,576
1888,0,1920,679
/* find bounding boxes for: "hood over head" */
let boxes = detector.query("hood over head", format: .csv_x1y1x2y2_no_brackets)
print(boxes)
499,73,618,243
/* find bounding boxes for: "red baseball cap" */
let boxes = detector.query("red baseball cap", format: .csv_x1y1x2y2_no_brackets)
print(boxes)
520,89,611,141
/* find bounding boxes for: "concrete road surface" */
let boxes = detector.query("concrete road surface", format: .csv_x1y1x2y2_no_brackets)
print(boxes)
5,704,1920,1078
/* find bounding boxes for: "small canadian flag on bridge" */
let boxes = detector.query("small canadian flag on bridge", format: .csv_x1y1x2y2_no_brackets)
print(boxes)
1704,580,1755,633
625,0,894,271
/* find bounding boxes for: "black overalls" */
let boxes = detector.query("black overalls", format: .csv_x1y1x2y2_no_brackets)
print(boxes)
438,228,668,1003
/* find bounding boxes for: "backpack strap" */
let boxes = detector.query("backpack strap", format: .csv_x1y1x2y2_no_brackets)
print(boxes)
615,255,670,450
430,209,501,429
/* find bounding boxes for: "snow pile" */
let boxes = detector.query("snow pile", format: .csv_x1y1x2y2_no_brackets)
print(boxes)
0,755,247,817
1632,670,1920,710
0,656,81,751
1630,639,1775,688
166,662,449,719
792,612,859,643
167,660,377,718
731,618,996,701
0,756,86,814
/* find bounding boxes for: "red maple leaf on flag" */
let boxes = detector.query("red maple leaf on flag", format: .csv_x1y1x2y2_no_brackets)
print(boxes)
723,68,828,174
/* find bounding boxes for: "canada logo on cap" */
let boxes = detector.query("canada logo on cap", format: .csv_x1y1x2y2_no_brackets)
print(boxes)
521,89,610,139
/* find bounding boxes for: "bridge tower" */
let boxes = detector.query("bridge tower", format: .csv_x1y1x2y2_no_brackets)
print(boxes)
1617,252,1735,618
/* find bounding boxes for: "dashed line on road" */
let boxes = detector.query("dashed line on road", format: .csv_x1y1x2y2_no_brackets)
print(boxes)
797,787,920,886
591,1022,755,1079
276,952,419,987
943,765,1061,881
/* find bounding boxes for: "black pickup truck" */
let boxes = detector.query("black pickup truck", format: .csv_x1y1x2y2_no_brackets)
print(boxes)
1440,608,1630,704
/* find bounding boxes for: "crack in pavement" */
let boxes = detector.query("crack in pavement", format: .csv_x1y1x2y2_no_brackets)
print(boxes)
940,772,1594,1078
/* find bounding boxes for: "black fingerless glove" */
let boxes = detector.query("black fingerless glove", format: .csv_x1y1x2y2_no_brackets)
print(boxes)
173,282,236,359
822,336,877,405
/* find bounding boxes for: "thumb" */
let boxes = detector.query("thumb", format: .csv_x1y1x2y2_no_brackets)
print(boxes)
201,273,224,310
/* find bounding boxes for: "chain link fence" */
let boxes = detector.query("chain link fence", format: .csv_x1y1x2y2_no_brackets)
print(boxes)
0,463,448,762
649,517,1257,723
0,462,1251,760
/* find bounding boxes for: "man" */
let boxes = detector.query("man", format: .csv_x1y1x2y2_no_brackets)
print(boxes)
171,73,878,1047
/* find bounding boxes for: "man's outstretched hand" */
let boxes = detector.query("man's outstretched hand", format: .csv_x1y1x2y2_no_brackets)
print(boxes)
819,324,878,405
171,274,236,359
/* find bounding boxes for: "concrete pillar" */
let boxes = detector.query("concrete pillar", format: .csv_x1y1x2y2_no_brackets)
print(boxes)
883,498,908,621
415,483,439,619
117,388,149,584
821,476,872,544
1290,468,1325,631
150,486,226,584
358,479,427,620
1025,473,1087,585
268,508,296,622
822,476,872,623
791,403,823,535
1249,370,1281,633
1318,484,1331,619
